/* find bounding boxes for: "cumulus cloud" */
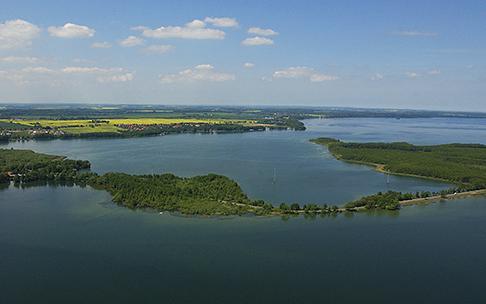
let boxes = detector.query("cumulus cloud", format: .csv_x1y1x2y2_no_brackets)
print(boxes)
160,64,235,83
21,66,55,74
405,72,419,78
273,66,338,82
0,66,55,83
97,73,134,83
0,19,40,49
0,70,28,84
62,66,134,83
0,56,39,64
244,62,255,68
248,27,278,36
4,65,124,75
119,35,144,47
371,73,384,81
61,66,123,74
394,31,437,37
204,17,238,28
0,66,53,85
134,19,225,40
143,44,174,54
0,64,134,85
242,36,274,46
428,69,441,75
48,23,95,38
91,41,112,49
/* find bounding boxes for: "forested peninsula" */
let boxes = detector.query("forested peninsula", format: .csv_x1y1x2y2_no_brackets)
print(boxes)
311,138,486,209
0,149,335,216
2,139,486,216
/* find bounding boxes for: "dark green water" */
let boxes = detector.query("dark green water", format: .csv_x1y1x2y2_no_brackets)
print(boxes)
1,117,486,303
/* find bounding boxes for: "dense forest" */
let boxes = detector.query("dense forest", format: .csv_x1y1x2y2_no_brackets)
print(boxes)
311,137,486,209
311,138,486,189
90,173,257,215
0,149,90,183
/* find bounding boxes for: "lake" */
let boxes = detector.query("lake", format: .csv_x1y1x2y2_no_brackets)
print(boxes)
1,117,486,303
2,117,465,205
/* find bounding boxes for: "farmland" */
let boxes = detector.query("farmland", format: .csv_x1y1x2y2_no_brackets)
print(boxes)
0,105,309,141
0,118,256,136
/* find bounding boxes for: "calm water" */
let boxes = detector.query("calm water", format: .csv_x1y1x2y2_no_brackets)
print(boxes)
1,117,486,303
4,117,470,205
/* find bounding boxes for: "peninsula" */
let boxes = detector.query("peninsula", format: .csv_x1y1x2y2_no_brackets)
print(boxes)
2,137,486,216
311,137,486,209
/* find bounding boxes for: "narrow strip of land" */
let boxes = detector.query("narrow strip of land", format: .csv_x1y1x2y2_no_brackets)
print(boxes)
399,189,486,206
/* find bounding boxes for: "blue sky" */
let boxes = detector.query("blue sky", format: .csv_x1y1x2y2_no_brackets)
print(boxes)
0,0,485,111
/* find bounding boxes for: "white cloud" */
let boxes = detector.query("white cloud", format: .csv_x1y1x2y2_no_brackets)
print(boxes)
204,17,238,28
160,64,235,83
0,66,54,85
405,72,419,78
0,70,27,84
134,19,225,40
0,65,132,85
309,74,339,82
119,36,144,47
194,64,215,70
248,27,278,36
61,66,123,74
186,20,205,28
0,56,39,64
242,36,274,46
0,19,40,50
48,23,95,38
91,41,112,49
428,69,441,75
143,44,174,54
61,66,133,84
244,62,255,68
97,73,134,83
21,66,55,74
371,73,384,81
394,31,437,37
273,66,338,82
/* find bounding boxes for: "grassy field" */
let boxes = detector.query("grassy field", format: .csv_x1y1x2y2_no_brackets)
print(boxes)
0,118,255,135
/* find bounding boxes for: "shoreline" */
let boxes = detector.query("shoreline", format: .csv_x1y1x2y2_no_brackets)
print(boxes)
331,154,453,184
399,188,486,206
5,138,486,218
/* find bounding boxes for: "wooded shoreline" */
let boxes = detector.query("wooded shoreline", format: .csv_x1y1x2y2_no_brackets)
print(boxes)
3,136,486,217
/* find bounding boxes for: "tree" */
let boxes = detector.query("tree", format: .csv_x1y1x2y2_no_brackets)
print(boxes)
290,203,300,211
